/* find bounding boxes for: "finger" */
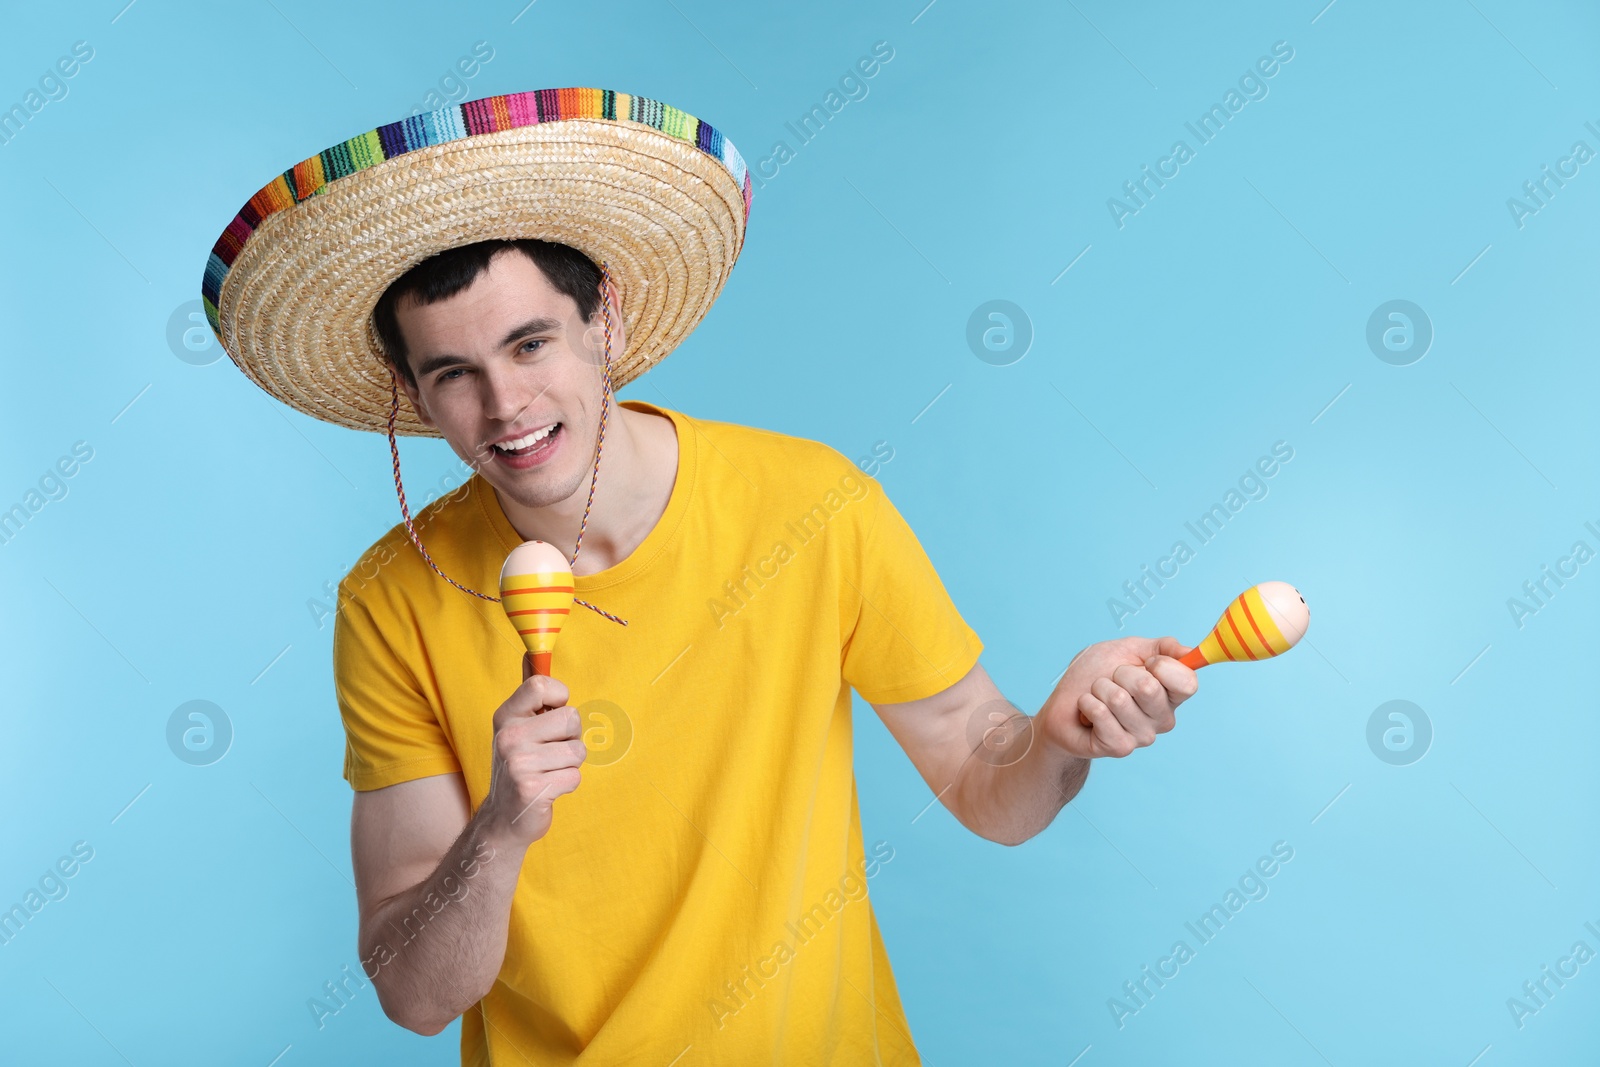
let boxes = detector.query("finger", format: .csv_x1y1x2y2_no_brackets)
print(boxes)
508,737,588,773
1112,664,1175,732
1092,676,1157,747
513,704,582,744
493,683,544,729
1146,654,1199,702
1076,691,1137,758
494,675,571,728
528,674,570,710
544,765,581,799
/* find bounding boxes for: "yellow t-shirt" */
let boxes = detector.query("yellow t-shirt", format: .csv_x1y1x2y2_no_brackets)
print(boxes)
333,400,983,1065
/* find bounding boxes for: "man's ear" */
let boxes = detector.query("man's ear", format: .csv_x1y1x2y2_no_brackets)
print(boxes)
582,279,625,368
395,367,436,428
599,278,625,352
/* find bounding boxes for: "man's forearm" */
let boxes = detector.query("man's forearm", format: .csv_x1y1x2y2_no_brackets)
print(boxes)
361,814,527,1035
949,697,1089,846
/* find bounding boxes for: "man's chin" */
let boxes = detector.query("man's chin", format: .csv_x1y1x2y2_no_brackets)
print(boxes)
479,463,583,512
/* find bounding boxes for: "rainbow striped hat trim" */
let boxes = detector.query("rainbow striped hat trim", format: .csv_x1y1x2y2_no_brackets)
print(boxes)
201,87,753,436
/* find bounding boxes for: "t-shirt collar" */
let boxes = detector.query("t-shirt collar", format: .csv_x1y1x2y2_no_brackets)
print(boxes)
473,399,697,592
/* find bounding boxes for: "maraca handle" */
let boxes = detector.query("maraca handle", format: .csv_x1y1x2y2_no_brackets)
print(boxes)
520,652,558,716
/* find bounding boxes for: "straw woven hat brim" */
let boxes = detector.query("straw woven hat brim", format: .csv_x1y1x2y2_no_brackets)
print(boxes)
202,89,753,437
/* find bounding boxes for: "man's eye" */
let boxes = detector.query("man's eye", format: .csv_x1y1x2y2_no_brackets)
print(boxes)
438,368,466,382
520,339,545,354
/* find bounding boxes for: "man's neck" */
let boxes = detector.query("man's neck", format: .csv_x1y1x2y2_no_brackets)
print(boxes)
492,404,678,577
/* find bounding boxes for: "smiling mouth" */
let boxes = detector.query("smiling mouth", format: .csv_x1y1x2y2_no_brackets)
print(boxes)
491,422,562,458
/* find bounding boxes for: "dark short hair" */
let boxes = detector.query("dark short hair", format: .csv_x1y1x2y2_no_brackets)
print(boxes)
372,238,604,386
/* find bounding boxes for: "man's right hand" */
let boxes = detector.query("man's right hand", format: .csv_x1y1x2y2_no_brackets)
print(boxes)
479,654,587,849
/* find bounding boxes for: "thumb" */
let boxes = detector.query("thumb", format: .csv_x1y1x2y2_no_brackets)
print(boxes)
1151,635,1191,662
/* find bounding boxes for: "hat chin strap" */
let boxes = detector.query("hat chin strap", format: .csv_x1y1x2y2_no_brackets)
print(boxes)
384,261,628,627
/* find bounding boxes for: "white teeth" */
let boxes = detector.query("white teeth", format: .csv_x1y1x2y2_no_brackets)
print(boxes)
496,424,558,451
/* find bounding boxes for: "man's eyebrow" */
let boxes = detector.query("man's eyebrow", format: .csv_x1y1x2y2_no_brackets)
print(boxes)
498,316,563,348
413,317,565,379
414,352,469,378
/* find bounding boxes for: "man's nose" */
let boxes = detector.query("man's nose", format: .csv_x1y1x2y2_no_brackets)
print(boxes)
481,363,532,423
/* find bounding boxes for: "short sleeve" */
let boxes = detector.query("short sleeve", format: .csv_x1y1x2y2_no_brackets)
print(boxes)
840,477,984,704
332,588,463,791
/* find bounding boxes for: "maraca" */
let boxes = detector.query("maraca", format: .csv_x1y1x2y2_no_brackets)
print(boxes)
1077,581,1309,725
1178,581,1309,668
499,540,575,677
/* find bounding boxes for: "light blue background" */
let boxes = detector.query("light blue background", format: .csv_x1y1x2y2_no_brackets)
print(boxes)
2,1,1596,1064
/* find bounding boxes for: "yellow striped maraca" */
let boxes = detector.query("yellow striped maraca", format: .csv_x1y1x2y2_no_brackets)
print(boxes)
1077,582,1310,725
499,541,575,677
1179,581,1309,668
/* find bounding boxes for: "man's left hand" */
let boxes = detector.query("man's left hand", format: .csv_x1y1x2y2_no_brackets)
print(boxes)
1038,636,1199,759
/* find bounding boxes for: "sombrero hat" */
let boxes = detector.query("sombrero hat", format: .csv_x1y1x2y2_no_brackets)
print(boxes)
201,87,753,438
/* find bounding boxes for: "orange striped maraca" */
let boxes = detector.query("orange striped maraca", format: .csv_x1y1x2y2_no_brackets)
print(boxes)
499,541,575,677
1179,581,1309,668
1077,582,1309,727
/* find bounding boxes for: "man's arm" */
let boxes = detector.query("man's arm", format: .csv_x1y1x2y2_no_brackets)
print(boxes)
349,667,585,1035
352,773,517,1035
870,637,1198,847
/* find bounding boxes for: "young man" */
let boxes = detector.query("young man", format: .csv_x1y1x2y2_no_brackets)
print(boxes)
204,88,1195,1065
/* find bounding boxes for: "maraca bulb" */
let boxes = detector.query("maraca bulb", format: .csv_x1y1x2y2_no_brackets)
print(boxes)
1182,581,1309,669
499,540,575,676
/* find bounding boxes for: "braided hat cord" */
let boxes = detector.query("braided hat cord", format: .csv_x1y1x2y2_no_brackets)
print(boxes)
384,261,628,626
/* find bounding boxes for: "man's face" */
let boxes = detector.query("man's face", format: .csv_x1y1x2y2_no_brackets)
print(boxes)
395,250,619,511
